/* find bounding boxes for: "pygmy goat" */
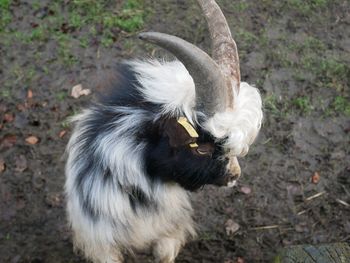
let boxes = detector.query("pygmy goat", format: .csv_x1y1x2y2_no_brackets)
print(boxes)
65,0,263,262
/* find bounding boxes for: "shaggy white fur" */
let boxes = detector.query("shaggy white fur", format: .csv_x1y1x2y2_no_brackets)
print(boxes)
66,106,196,262
65,59,263,263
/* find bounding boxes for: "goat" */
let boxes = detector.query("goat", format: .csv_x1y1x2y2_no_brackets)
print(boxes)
65,0,263,262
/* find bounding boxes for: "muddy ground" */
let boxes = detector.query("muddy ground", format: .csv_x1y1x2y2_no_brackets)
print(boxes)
0,0,349,262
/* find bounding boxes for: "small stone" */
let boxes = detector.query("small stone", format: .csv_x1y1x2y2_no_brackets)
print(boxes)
225,219,240,235
45,193,63,207
15,155,27,173
27,89,33,99
240,186,252,195
25,136,39,145
4,113,14,123
71,84,91,99
0,158,5,173
311,172,320,184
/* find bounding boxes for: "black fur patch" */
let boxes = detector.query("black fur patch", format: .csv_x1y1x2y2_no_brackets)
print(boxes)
144,121,229,191
96,63,159,112
127,186,153,213
71,63,161,221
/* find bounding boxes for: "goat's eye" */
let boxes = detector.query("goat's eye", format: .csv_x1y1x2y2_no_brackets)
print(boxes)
195,143,214,156
196,148,209,155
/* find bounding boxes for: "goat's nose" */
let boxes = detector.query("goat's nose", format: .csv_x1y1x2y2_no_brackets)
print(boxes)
228,156,241,179
225,156,241,187
229,170,241,181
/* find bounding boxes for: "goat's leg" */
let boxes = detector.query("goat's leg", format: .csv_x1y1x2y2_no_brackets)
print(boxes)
92,247,124,263
153,237,182,263
98,254,123,263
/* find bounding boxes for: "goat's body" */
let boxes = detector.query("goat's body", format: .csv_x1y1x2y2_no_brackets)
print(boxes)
66,177,194,262
65,60,262,262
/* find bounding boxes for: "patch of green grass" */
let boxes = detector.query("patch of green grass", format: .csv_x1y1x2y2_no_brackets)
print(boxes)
287,0,329,14
69,0,145,32
0,0,11,31
0,88,11,98
0,9,11,32
56,91,68,101
273,255,282,263
31,0,41,11
55,33,79,66
26,67,37,81
119,0,145,32
264,94,280,115
236,28,258,46
292,96,312,113
0,0,10,9
264,93,317,116
301,57,349,89
79,36,89,48
30,26,47,41
288,36,326,54
99,0,145,32
303,36,326,50
69,11,84,29
331,96,350,116
101,30,114,47
114,13,144,32
317,59,349,83
236,2,250,12
265,46,293,68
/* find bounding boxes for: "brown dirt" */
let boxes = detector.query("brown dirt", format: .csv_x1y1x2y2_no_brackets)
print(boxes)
0,0,349,262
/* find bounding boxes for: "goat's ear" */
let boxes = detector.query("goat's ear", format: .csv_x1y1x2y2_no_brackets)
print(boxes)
161,118,197,148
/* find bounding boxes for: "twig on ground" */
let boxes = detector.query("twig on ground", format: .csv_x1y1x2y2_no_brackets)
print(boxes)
305,191,326,201
335,199,350,208
250,225,280,230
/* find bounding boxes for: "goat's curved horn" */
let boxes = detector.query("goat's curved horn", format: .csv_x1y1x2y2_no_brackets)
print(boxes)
196,0,240,109
139,32,227,116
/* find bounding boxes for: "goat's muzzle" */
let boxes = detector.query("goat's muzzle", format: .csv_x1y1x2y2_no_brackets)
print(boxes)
214,156,241,187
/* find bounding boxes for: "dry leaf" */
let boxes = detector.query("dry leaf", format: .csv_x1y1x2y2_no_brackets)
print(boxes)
240,186,252,195
0,159,5,173
4,113,14,123
225,219,240,236
0,104,7,112
16,198,26,210
45,193,63,207
25,136,39,145
71,84,91,99
17,104,26,111
27,89,33,99
312,172,320,184
235,257,245,263
59,130,67,138
1,134,17,148
15,155,27,173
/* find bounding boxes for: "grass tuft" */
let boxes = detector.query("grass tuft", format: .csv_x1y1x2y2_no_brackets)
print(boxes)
292,96,312,113
332,96,350,116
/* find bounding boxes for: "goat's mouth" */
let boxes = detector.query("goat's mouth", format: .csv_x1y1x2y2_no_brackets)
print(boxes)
212,172,240,188
226,179,238,188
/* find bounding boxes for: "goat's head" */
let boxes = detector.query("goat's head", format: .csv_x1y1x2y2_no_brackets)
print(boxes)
144,116,241,191
137,0,261,191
